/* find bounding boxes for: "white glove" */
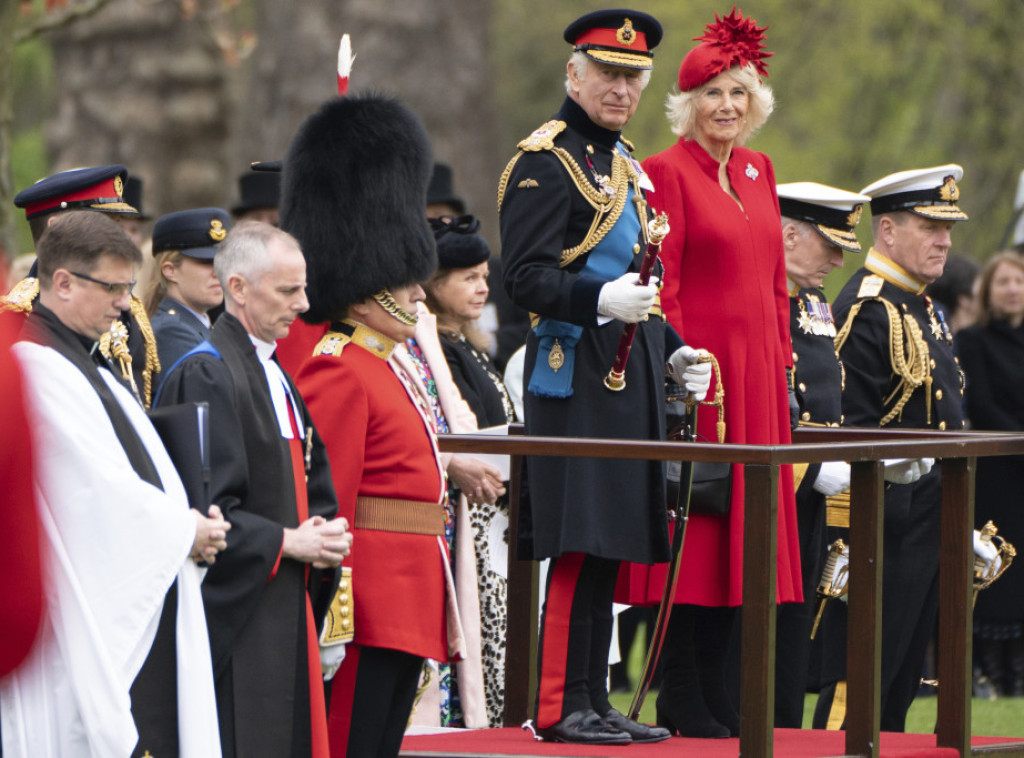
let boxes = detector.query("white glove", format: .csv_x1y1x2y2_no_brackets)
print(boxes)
882,457,935,484
320,642,347,681
666,345,712,401
813,461,851,496
597,273,658,323
974,529,1002,577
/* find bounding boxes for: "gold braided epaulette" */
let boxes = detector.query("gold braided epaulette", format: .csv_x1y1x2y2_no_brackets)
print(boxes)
0,277,39,314
517,120,566,152
497,121,567,212
620,136,636,153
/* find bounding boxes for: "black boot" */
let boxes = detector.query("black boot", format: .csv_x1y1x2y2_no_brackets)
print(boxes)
655,606,730,738
695,606,741,737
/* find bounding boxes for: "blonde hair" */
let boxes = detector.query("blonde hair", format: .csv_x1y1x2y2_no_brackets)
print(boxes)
142,249,184,316
665,63,773,144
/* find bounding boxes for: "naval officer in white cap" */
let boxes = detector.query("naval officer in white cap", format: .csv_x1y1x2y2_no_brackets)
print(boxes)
818,166,967,731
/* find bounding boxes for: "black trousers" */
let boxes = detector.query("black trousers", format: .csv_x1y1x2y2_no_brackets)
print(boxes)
813,468,942,731
329,644,423,758
534,553,620,727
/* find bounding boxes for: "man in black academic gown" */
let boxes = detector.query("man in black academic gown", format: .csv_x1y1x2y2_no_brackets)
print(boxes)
157,220,351,758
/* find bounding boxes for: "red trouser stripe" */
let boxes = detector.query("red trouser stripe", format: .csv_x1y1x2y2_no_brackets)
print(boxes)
288,423,330,758
536,552,585,728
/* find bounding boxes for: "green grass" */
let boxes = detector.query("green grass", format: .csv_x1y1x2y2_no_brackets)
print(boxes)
608,626,1024,738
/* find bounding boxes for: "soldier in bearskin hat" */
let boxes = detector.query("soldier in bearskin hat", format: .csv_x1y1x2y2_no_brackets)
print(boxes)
281,93,464,758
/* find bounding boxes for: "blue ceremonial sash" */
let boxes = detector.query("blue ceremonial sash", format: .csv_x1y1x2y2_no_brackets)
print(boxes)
152,340,221,406
529,150,642,398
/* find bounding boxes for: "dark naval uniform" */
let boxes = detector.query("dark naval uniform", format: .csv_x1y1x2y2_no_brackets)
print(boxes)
775,285,845,727
820,252,965,731
150,296,211,374
499,96,680,732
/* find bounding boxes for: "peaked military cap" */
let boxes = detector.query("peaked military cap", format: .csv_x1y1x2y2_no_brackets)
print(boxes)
152,208,231,260
14,164,137,220
861,164,969,221
777,182,871,253
564,9,662,70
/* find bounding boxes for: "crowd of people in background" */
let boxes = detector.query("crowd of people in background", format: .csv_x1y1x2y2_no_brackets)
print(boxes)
2,5,1024,758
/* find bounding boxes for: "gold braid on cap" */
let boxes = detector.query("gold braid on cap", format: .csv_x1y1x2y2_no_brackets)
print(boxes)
834,298,931,426
373,289,418,326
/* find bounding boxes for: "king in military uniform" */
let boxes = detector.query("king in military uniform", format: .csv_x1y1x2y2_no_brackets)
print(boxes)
821,165,969,731
498,9,711,745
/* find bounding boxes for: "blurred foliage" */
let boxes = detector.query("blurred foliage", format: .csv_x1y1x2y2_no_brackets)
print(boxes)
9,0,1024,276
492,0,1024,299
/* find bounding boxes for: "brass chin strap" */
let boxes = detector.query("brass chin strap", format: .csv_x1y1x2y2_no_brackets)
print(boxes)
373,289,418,326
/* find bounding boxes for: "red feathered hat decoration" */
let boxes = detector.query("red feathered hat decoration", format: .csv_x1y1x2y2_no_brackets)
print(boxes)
677,7,771,92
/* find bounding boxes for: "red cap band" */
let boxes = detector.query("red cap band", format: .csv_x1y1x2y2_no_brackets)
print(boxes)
574,27,649,53
24,176,124,218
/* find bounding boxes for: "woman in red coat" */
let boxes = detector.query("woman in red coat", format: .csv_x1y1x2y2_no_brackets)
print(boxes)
629,9,801,737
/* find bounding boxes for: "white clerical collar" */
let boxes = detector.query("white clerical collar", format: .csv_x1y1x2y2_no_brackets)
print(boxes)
248,335,302,439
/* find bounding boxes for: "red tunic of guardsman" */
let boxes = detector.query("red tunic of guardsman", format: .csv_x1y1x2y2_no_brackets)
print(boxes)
281,93,462,758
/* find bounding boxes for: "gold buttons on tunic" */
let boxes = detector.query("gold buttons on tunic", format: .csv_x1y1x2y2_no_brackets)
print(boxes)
793,352,799,363
930,358,936,369
938,421,947,430
633,243,641,254
935,389,943,400
801,411,811,421
799,382,807,392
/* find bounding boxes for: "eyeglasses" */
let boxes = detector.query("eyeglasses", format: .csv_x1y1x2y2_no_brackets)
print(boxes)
69,270,136,296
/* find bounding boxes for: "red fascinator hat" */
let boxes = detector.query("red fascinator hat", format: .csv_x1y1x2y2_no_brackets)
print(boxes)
677,7,772,92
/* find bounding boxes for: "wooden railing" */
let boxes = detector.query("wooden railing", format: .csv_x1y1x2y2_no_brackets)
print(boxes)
437,427,1024,758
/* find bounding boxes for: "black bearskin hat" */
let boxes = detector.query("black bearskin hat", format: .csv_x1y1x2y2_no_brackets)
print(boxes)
280,93,437,324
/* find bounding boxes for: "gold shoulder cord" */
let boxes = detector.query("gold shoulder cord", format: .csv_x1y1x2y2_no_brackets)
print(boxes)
498,123,647,269
834,298,931,426
129,297,160,409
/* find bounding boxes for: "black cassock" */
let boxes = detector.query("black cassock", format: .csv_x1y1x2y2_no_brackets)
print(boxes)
157,312,338,758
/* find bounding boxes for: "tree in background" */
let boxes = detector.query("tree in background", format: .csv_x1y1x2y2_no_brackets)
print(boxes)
5,0,1023,272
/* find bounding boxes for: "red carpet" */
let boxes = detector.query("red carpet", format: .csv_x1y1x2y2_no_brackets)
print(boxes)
401,727,1023,757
